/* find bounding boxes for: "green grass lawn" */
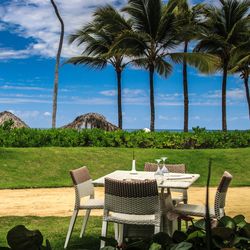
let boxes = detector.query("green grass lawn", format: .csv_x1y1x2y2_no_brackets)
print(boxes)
0,147,249,188
0,216,105,250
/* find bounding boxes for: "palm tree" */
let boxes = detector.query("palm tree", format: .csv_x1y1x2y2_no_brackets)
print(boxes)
50,0,64,128
68,6,131,129
174,0,204,132
230,40,250,119
111,0,216,131
194,0,250,131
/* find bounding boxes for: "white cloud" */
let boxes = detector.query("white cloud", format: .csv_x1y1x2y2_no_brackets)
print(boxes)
0,0,127,59
9,110,40,119
159,115,180,121
0,84,51,91
99,90,116,97
0,98,51,104
100,88,146,97
123,88,146,96
191,116,200,120
43,111,51,116
158,101,183,106
0,48,32,60
205,88,245,100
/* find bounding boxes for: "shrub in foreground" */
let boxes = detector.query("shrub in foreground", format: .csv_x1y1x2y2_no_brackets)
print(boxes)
0,225,51,250
0,126,250,149
101,215,250,250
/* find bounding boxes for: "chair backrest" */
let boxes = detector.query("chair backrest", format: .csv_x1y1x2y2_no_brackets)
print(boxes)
144,162,186,173
70,166,94,208
104,178,160,215
214,171,233,219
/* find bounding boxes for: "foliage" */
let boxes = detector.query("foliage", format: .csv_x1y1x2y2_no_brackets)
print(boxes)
100,215,250,250
0,225,51,250
0,127,250,149
0,119,14,131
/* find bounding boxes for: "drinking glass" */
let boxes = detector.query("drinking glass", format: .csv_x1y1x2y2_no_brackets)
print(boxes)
161,156,169,174
154,159,163,181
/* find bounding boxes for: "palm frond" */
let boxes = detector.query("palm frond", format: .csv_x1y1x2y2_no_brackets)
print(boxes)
110,30,149,57
131,57,149,69
93,5,132,33
170,52,219,74
155,57,172,77
66,56,107,69
122,0,162,38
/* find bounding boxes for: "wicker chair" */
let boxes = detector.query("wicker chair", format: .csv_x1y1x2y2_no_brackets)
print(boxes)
144,163,188,204
173,171,233,229
64,167,104,249
100,178,161,249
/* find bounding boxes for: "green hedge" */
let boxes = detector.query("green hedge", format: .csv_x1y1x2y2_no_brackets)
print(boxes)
0,126,250,148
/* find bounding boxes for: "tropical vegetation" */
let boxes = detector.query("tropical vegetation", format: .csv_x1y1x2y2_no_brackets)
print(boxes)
67,0,250,132
0,126,250,149
68,6,132,129
194,0,250,131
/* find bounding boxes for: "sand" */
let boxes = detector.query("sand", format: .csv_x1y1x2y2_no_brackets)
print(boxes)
0,187,249,220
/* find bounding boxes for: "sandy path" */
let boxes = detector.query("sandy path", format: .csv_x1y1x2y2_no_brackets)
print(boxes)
0,187,249,220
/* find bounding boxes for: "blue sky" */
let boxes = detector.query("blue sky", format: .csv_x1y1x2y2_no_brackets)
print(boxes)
0,0,249,130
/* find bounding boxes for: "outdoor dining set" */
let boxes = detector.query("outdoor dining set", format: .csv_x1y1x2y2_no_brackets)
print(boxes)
63,160,233,249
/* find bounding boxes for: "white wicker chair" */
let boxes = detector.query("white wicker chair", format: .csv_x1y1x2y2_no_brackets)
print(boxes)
100,178,161,249
64,166,104,249
144,163,188,204
173,171,233,230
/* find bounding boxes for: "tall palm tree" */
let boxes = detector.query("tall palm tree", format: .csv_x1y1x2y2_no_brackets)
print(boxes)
50,0,64,128
68,6,131,129
111,0,216,131
230,40,250,119
174,0,204,132
194,0,250,131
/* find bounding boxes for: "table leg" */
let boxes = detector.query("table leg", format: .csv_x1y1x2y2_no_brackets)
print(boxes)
160,189,177,236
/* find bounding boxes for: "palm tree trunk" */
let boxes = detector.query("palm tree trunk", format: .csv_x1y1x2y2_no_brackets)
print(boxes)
222,64,228,131
243,73,250,119
116,69,122,129
183,41,189,132
149,66,155,131
50,0,64,128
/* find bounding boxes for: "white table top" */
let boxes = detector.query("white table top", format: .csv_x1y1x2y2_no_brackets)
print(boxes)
92,170,200,189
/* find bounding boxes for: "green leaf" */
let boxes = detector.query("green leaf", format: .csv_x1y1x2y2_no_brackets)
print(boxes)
194,219,206,230
172,230,187,243
149,243,161,250
233,215,246,225
212,227,234,240
218,216,236,230
170,242,193,250
101,247,116,250
241,223,250,238
186,230,205,241
153,231,173,245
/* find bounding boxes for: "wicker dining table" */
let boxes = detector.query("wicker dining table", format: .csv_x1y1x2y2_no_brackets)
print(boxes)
92,170,200,236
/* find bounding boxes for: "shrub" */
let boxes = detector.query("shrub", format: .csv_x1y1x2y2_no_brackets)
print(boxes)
0,225,51,250
0,127,249,148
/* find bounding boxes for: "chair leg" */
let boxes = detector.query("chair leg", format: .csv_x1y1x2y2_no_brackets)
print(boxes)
183,199,188,229
177,217,182,231
64,209,79,249
117,224,124,246
154,225,160,234
80,209,91,238
100,220,108,249
114,223,119,241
